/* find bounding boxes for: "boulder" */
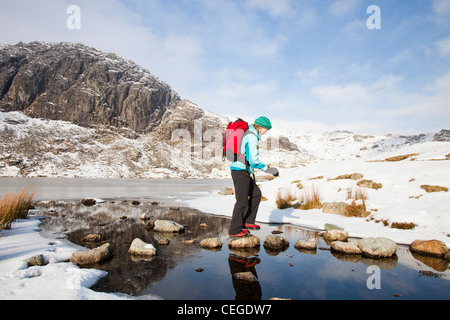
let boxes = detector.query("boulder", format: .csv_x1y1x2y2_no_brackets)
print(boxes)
228,235,260,249
410,240,449,257
82,234,101,243
81,198,96,206
70,243,113,266
323,229,348,242
27,254,46,267
199,238,222,249
153,220,185,233
357,237,397,258
128,238,157,256
322,202,347,216
330,241,362,255
294,239,317,250
263,235,289,250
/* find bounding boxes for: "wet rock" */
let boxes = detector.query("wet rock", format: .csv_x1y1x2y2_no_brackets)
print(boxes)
82,234,101,243
323,229,348,242
330,241,362,255
228,235,260,249
128,238,157,256
27,254,46,267
157,239,170,245
410,240,449,257
81,198,96,206
153,220,185,233
199,238,222,249
357,237,397,258
70,243,113,266
294,238,317,250
263,235,289,250
234,272,258,282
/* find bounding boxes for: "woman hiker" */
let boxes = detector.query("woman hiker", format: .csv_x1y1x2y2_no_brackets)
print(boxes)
229,116,279,239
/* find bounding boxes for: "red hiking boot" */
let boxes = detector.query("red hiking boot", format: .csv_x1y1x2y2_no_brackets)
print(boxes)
243,223,260,231
229,229,251,239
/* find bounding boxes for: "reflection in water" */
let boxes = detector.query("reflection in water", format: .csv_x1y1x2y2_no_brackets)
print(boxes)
36,200,450,300
38,200,230,296
228,253,262,300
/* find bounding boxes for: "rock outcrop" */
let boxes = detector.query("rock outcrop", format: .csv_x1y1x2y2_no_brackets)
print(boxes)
0,41,180,133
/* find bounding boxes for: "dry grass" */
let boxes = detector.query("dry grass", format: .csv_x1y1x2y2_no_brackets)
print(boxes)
276,184,323,210
384,153,419,162
0,187,35,232
299,184,323,210
420,185,448,193
276,189,298,209
345,186,370,218
390,222,417,230
347,186,367,201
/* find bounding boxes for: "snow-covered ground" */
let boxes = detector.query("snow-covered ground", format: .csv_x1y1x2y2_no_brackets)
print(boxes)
0,111,449,299
189,141,450,247
0,217,128,299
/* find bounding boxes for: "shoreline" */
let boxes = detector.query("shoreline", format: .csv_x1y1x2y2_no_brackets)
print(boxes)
2,198,450,300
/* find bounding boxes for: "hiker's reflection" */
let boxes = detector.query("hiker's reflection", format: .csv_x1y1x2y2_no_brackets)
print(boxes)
228,252,262,300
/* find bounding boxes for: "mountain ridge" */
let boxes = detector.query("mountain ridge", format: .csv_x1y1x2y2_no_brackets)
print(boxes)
0,41,449,179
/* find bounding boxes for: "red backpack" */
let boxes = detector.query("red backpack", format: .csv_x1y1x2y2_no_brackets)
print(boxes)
223,119,254,162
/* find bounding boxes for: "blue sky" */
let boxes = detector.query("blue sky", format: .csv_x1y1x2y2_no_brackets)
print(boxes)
1,0,449,134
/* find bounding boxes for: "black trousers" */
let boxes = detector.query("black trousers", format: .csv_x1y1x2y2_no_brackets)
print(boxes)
229,170,262,235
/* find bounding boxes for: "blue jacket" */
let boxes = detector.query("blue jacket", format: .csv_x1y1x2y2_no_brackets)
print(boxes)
230,124,268,174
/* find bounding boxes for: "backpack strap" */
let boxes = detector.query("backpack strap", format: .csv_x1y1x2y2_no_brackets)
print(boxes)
239,130,257,176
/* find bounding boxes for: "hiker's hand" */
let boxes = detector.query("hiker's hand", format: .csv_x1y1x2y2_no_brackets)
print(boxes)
265,166,279,177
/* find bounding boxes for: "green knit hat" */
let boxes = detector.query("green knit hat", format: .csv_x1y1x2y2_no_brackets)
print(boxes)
255,116,272,130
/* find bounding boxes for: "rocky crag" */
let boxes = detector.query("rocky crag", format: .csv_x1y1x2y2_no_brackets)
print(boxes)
0,41,449,179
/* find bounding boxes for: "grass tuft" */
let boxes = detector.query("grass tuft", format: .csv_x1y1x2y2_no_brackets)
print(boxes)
0,187,35,232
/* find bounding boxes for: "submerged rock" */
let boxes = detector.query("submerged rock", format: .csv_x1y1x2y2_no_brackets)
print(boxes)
234,272,258,282
82,234,101,243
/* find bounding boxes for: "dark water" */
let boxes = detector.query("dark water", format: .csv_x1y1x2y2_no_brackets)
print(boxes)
37,199,450,300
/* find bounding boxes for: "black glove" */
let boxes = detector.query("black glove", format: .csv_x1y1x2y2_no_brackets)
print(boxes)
265,166,279,177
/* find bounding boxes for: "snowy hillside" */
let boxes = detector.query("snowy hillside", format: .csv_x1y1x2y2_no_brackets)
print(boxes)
1,110,449,180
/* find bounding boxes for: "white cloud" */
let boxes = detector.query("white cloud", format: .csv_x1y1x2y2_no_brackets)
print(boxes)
432,0,450,16
245,0,293,17
329,0,361,17
435,37,450,59
311,83,370,108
